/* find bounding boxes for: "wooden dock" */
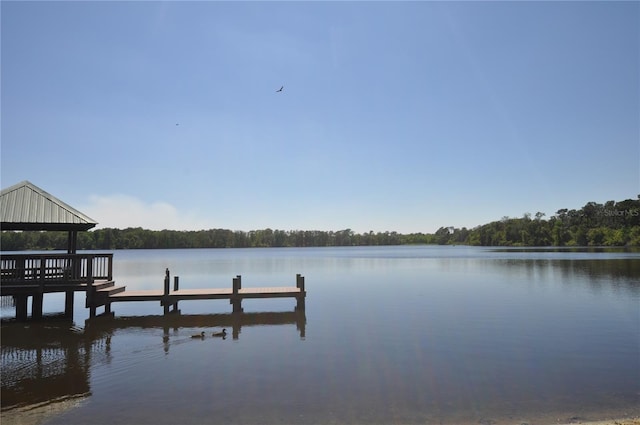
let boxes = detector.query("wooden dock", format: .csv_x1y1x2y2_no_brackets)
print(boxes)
0,252,305,321
90,271,306,317
1,253,114,321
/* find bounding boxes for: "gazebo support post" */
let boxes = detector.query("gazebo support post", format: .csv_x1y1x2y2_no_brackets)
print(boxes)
32,293,43,319
67,231,78,254
15,295,28,321
65,291,74,317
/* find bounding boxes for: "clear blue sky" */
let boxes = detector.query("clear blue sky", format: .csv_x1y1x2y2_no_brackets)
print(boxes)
2,1,638,233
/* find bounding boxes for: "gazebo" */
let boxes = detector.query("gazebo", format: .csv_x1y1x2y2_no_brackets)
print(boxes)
1,181,113,320
1,180,97,253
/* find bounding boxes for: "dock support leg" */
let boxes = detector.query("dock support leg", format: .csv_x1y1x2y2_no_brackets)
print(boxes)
32,293,43,319
231,275,243,313
296,274,306,311
65,291,74,318
163,269,171,315
172,276,179,312
16,295,28,321
86,282,97,318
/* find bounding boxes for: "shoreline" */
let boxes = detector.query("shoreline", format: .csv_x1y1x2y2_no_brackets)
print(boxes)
557,420,640,425
1,405,638,425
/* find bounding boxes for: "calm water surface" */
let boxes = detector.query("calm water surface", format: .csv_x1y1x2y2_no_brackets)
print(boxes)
2,246,639,424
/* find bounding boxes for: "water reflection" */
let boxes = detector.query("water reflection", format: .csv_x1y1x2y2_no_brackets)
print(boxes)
85,309,307,347
2,247,638,425
1,309,306,413
491,258,640,293
1,322,97,411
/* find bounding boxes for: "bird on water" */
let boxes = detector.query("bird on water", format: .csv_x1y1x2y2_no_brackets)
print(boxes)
212,329,227,338
191,331,205,339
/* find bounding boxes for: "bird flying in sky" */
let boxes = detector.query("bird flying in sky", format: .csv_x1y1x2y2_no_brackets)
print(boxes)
276,86,283,92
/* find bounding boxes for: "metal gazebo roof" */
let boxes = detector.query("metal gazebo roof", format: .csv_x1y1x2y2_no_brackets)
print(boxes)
0,181,97,231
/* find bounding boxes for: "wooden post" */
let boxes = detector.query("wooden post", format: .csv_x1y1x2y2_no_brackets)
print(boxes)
32,293,43,319
39,259,46,290
86,255,94,284
296,274,306,311
296,274,305,292
34,259,46,319
107,254,113,280
86,277,96,318
64,291,74,318
15,295,28,321
231,275,243,313
164,269,170,296
172,276,179,313
17,257,26,281
67,231,73,254
163,269,170,315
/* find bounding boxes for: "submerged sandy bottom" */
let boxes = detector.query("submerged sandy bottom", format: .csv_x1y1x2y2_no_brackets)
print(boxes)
1,394,88,425
2,402,639,425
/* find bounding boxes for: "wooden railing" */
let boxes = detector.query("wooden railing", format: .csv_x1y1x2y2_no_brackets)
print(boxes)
0,253,113,285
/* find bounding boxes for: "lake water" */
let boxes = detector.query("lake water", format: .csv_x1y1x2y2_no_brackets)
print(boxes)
2,246,639,425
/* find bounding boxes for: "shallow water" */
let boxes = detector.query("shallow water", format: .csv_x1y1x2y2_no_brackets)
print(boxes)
2,246,639,424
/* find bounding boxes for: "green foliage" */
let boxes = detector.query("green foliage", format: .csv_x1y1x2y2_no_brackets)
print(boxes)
432,198,639,247
457,198,639,247
2,198,638,250
1,228,434,250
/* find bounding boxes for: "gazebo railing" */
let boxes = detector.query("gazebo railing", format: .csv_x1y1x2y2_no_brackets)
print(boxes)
0,253,113,286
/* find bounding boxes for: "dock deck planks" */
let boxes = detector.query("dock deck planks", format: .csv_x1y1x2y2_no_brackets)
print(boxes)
107,286,302,302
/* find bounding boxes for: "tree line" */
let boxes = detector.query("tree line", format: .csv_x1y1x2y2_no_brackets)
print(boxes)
434,198,640,247
1,198,638,251
0,228,433,251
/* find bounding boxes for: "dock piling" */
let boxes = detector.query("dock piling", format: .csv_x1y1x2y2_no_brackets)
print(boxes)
163,269,170,314
86,282,96,317
232,275,243,313
32,293,44,319
15,295,28,321
172,276,179,313
65,291,74,318
296,274,306,311
164,269,170,296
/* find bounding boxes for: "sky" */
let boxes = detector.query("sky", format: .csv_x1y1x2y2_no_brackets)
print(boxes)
1,1,638,234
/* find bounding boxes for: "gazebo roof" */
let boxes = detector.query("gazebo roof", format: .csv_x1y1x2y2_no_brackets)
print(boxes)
0,181,97,231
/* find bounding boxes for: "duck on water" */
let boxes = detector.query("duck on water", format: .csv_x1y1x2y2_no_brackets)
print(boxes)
191,329,226,339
